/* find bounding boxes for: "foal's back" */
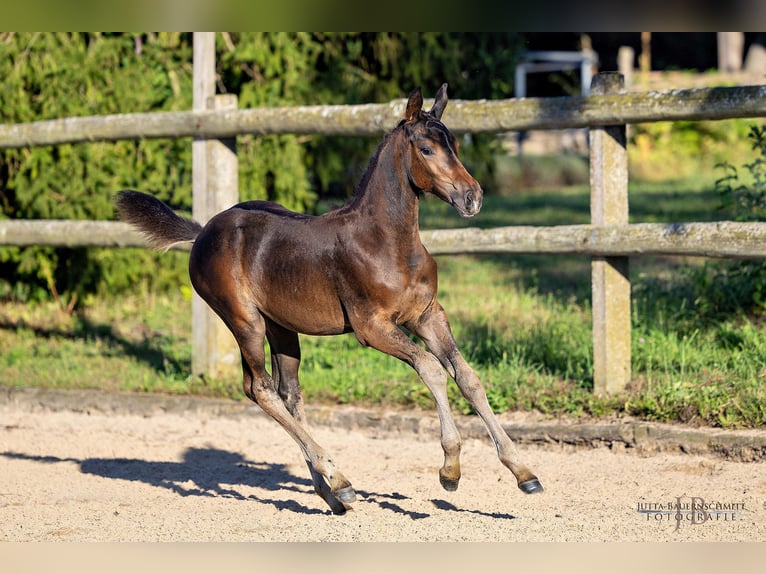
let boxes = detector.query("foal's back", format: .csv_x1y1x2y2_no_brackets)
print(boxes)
189,202,357,336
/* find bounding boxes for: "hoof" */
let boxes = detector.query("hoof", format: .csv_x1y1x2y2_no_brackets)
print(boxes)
439,475,460,492
518,478,544,494
335,485,357,504
330,504,349,516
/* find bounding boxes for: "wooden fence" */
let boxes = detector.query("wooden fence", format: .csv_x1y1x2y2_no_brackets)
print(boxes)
2,43,766,392
3,80,766,146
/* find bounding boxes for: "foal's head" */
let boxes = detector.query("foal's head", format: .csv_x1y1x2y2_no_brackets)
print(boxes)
401,83,483,217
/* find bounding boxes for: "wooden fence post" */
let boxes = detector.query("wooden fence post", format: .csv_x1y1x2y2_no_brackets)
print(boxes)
191,33,240,380
589,72,631,394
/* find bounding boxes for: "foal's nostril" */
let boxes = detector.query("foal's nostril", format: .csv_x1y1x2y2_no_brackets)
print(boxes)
452,186,482,217
464,189,482,214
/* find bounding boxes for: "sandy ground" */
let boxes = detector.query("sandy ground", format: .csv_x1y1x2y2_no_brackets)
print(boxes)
1,397,765,542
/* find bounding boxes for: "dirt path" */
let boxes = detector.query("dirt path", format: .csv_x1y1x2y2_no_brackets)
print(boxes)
1,392,765,542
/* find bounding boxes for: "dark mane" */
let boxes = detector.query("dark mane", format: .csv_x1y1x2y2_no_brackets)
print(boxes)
336,121,409,213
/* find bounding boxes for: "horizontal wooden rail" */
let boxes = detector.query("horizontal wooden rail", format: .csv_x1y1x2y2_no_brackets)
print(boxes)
0,220,164,249
4,219,766,258
422,221,766,258
2,85,766,148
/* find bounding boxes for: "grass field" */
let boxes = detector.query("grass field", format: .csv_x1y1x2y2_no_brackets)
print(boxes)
2,157,765,429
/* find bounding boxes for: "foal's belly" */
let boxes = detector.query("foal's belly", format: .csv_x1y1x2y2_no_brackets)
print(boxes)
259,294,352,337
253,269,352,336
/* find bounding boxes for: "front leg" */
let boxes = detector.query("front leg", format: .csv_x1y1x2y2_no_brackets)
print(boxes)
411,301,544,494
352,316,463,492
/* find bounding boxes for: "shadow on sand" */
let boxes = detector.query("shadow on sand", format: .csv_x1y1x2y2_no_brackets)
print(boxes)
1,446,513,520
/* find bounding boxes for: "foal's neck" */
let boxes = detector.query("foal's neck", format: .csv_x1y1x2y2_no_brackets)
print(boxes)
351,131,421,239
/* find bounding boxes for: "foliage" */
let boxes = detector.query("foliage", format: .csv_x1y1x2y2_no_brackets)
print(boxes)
620,123,766,325
0,33,194,305
0,32,523,308
692,124,766,317
717,124,766,221
629,118,753,182
239,32,524,200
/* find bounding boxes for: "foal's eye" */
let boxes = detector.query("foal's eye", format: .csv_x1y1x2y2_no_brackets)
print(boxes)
420,146,434,156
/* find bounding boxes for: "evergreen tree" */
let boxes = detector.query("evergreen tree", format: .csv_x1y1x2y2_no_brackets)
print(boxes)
0,32,522,305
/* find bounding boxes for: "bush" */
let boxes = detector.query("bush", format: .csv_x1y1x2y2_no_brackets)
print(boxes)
1,33,523,309
0,33,194,306
707,124,766,316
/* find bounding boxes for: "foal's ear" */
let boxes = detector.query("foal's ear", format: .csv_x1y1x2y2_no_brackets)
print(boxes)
430,83,448,120
404,87,423,122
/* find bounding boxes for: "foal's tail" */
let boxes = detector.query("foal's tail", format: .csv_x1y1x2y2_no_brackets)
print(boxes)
115,190,203,251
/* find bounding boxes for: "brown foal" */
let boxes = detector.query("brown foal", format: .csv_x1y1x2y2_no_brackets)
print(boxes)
116,84,542,514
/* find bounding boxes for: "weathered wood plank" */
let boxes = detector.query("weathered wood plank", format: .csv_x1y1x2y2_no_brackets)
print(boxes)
0,220,168,248
589,73,631,395
4,220,766,258
2,85,765,148
191,34,240,380
420,222,766,258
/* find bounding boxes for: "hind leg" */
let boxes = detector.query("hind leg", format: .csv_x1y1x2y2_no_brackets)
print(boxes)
229,310,355,514
265,318,306,422
264,319,351,512
189,238,354,513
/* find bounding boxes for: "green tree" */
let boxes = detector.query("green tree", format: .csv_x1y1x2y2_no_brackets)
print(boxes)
218,32,522,202
0,32,523,306
0,32,194,305
301,32,523,199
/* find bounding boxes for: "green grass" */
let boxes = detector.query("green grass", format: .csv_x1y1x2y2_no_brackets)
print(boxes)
0,290,235,399
2,175,765,429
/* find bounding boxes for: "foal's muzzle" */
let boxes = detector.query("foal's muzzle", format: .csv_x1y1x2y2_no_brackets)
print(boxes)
453,186,483,218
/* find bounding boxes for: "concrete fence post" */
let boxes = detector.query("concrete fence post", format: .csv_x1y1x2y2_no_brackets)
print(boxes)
589,72,631,394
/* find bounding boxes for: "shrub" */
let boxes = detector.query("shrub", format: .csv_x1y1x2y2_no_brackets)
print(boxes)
708,124,766,316
1,33,523,309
